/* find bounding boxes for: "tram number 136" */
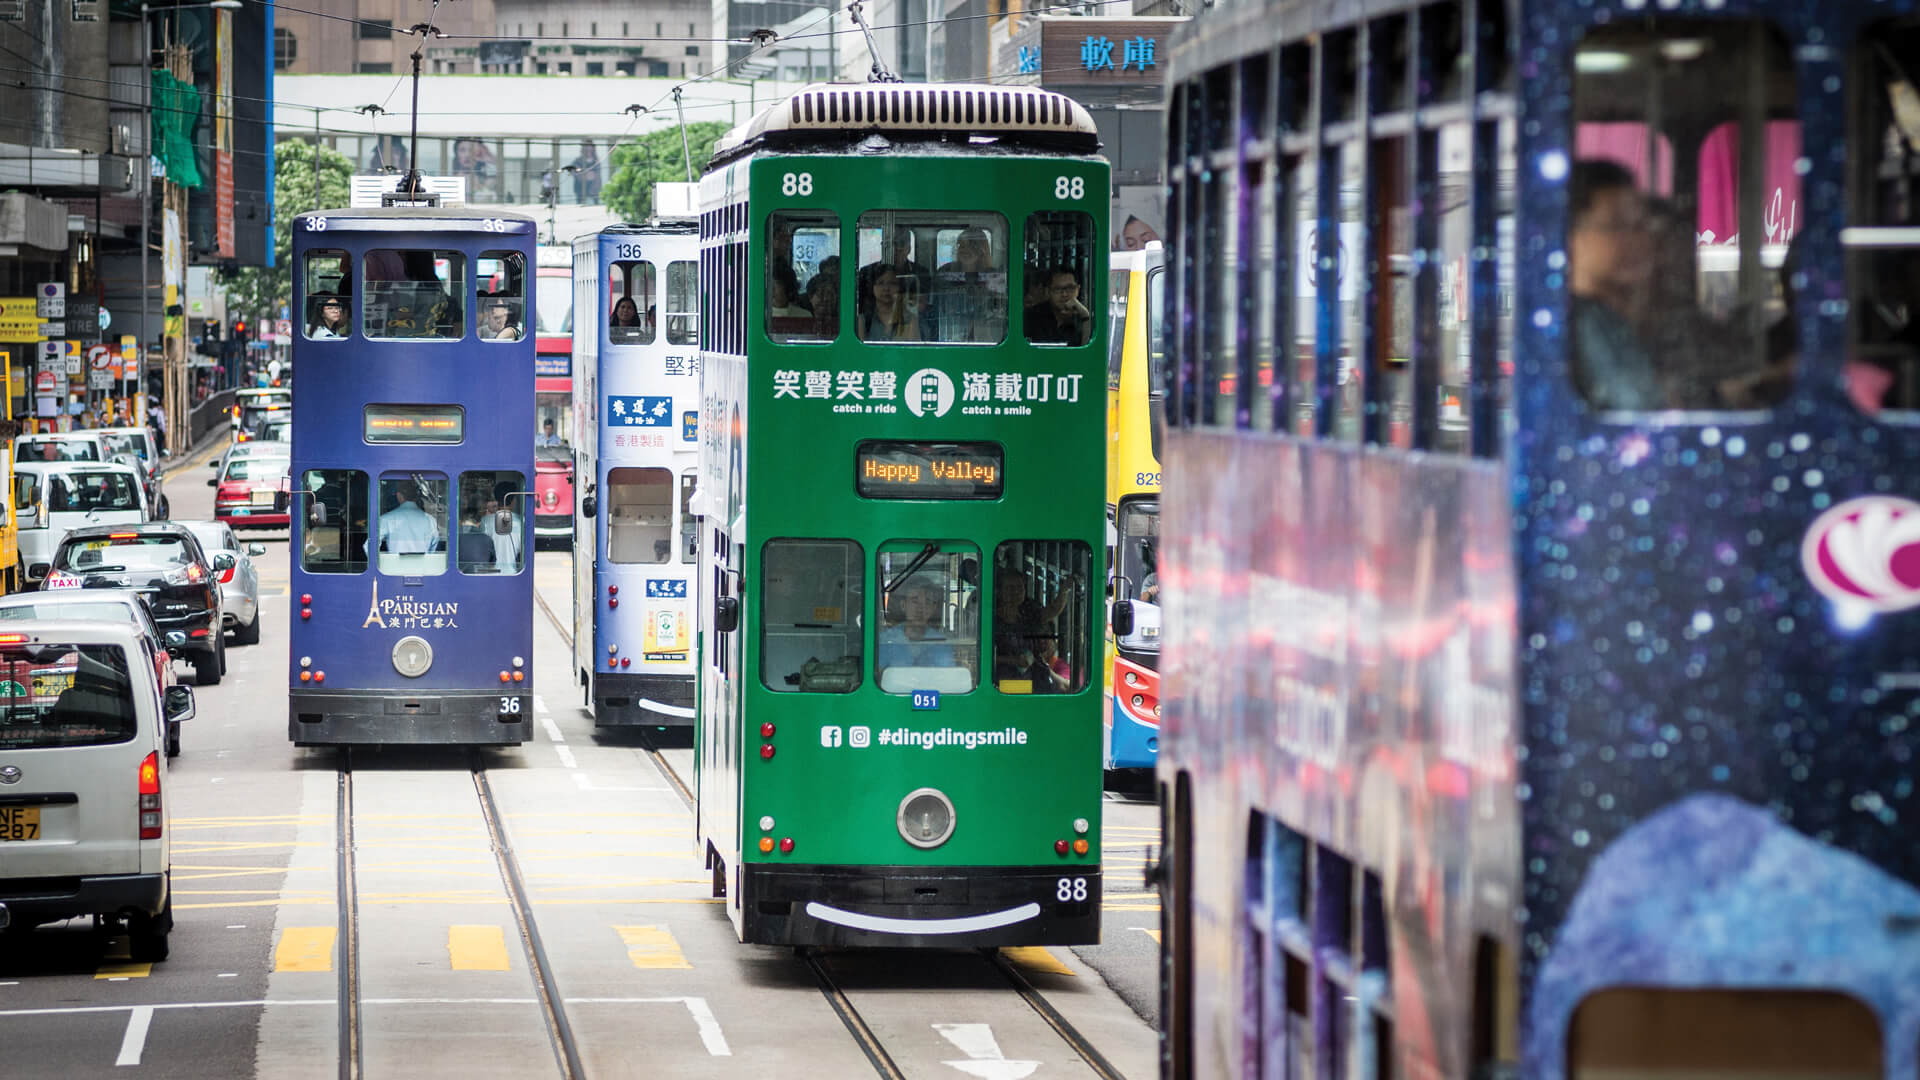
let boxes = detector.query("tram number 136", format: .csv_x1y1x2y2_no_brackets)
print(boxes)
498,696,523,716
1055,877,1089,903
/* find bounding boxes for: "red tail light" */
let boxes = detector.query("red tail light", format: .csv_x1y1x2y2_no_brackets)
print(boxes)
138,751,162,839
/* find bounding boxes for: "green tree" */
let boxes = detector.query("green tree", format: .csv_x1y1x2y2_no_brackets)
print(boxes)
601,123,731,222
217,139,355,324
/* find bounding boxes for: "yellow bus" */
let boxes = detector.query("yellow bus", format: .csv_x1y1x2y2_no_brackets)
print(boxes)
1103,244,1163,774
1,364,16,593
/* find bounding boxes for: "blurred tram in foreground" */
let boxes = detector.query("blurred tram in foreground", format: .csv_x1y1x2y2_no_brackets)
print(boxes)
695,83,1111,948
1157,0,1920,1077
288,204,535,745
570,210,702,729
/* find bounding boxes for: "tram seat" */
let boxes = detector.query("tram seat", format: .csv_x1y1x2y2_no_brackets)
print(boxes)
877,666,974,694
307,525,343,560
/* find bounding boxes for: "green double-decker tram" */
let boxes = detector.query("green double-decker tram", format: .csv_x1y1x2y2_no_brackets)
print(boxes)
694,83,1111,947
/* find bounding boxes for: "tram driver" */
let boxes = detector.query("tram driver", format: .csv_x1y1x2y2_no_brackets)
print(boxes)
377,479,441,556
876,578,968,684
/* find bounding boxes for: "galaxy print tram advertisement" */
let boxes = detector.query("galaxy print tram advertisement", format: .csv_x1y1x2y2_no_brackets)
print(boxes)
1155,0,1920,1076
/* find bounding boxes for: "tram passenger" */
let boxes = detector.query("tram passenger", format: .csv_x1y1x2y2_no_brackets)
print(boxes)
767,264,812,319
479,298,523,341
860,265,922,343
536,419,562,447
1566,159,1661,411
610,297,649,343
1024,267,1093,346
857,227,931,320
378,480,440,555
806,258,842,338
485,482,524,571
308,294,350,339
928,227,1007,343
992,569,1080,688
456,503,496,572
877,579,961,676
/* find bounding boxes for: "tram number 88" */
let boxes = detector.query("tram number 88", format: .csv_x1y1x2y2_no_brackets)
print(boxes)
1055,877,1088,903
781,172,814,197
1054,176,1085,201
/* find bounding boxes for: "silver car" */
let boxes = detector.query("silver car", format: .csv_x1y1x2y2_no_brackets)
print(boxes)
180,520,266,645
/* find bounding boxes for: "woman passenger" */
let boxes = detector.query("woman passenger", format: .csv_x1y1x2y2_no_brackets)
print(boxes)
861,264,921,342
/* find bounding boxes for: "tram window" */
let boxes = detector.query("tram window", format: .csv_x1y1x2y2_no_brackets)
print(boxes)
305,250,352,339
854,211,1008,345
761,538,863,694
1568,20,1798,415
456,470,526,575
872,542,980,694
1203,162,1238,422
476,251,525,343
375,472,449,577
301,469,369,574
679,472,697,563
767,211,841,344
992,540,1090,695
606,466,674,564
364,250,465,340
1148,266,1168,457
665,260,698,346
1250,158,1278,432
1568,988,1881,1078
1435,125,1475,454
609,260,656,344
1290,155,1319,435
1844,19,1920,416
1374,138,1416,449
1106,270,1130,389
1024,212,1097,347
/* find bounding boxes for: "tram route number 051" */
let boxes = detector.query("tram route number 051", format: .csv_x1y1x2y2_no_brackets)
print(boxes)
1056,877,1088,902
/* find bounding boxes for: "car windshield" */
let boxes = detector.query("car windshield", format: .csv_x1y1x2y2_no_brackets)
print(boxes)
224,457,288,483
101,434,144,460
0,644,137,749
50,471,140,512
21,439,99,462
56,536,191,572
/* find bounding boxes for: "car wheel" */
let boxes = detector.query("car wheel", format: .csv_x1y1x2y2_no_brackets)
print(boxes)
233,608,262,645
166,721,181,758
127,893,172,963
193,646,221,686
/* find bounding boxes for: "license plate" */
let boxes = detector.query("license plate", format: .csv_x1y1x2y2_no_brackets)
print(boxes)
0,806,41,841
251,490,276,507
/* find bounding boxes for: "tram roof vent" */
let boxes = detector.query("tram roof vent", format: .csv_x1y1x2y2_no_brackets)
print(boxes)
744,83,1100,150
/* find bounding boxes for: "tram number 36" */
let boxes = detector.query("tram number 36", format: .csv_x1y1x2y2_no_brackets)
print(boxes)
1056,877,1089,903
498,696,522,715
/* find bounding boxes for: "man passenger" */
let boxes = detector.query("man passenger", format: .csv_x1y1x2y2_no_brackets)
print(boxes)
1024,267,1093,346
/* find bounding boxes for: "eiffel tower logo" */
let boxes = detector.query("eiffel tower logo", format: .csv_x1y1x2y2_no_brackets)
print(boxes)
362,580,385,629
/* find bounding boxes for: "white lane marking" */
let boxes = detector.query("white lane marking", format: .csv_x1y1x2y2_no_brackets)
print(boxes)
539,716,565,744
554,744,579,769
0,981,17,987
533,694,549,715
935,1023,1038,1080
567,998,730,1056
218,973,238,978
804,902,1041,936
114,1005,154,1067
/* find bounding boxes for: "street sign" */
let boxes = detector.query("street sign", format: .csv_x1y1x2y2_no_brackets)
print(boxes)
38,341,61,367
63,342,81,376
97,306,110,331
275,318,292,338
36,282,64,319
88,371,112,390
37,322,63,338
34,370,54,393
87,344,112,370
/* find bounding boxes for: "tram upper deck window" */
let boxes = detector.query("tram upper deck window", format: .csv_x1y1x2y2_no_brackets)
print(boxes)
768,211,841,344
1845,20,1920,416
609,260,656,344
853,212,1008,345
1568,20,1798,416
665,261,698,346
476,251,526,342
305,250,351,339
1024,212,1097,347
364,250,465,340
761,538,863,693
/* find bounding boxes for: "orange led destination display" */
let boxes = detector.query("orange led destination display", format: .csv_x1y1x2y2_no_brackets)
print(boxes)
855,440,1002,500
364,404,466,444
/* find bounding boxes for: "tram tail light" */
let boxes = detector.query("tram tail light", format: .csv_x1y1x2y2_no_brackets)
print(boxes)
779,838,794,854
1073,839,1090,856
619,657,630,668
138,751,162,839
499,671,511,683
313,671,324,683
759,837,774,853
511,670,524,682
1054,839,1069,856
608,597,618,609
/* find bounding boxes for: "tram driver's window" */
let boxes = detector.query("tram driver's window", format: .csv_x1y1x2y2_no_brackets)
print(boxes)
305,250,352,339
761,538,863,694
1024,211,1097,347
456,470,526,574
301,469,369,574
364,250,465,340
606,466,673,564
767,211,841,343
476,250,526,342
875,542,980,694
1568,20,1798,415
665,260,699,345
375,471,449,576
992,540,1090,694
609,260,655,344
1845,19,1920,416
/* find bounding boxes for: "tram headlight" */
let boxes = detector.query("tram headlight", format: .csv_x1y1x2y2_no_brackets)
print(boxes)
897,788,956,850
392,635,433,678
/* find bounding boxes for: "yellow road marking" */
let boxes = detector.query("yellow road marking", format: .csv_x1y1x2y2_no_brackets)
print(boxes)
1133,927,1163,944
448,925,512,971
1002,946,1075,976
274,926,336,972
1103,903,1161,911
95,963,152,980
615,925,691,970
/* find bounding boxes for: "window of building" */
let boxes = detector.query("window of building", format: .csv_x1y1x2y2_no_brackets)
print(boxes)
761,539,864,693
665,260,699,345
609,260,656,344
376,472,449,576
1568,19,1798,416
606,467,674,564
768,211,841,343
356,62,393,74
274,28,298,71
359,18,392,39
855,211,1008,345
1845,17,1920,417
586,62,604,76
561,22,569,36
303,250,351,339
992,541,1090,694
454,471,526,574
1023,212,1098,346
875,542,980,694
557,62,573,75
364,250,465,340
686,46,700,56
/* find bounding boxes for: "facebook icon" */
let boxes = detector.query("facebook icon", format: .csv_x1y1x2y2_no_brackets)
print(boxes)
820,726,843,748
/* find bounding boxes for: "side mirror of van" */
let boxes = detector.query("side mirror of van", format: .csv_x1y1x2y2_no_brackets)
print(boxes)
164,685,195,722
714,595,740,634
1110,599,1135,638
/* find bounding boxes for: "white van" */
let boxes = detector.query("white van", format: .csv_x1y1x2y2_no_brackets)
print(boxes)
0,620,194,960
13,461,151,584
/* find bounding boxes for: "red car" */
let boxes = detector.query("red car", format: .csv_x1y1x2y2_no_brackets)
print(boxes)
210,453,291,529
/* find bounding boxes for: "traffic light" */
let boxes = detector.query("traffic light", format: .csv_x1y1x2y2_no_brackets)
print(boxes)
232,320,250,346
197,318,221,357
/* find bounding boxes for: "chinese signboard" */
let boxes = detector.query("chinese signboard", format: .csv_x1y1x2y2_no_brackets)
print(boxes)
1006,18,1181,87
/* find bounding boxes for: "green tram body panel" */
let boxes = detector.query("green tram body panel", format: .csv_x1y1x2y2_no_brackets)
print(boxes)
697,140,1110,947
